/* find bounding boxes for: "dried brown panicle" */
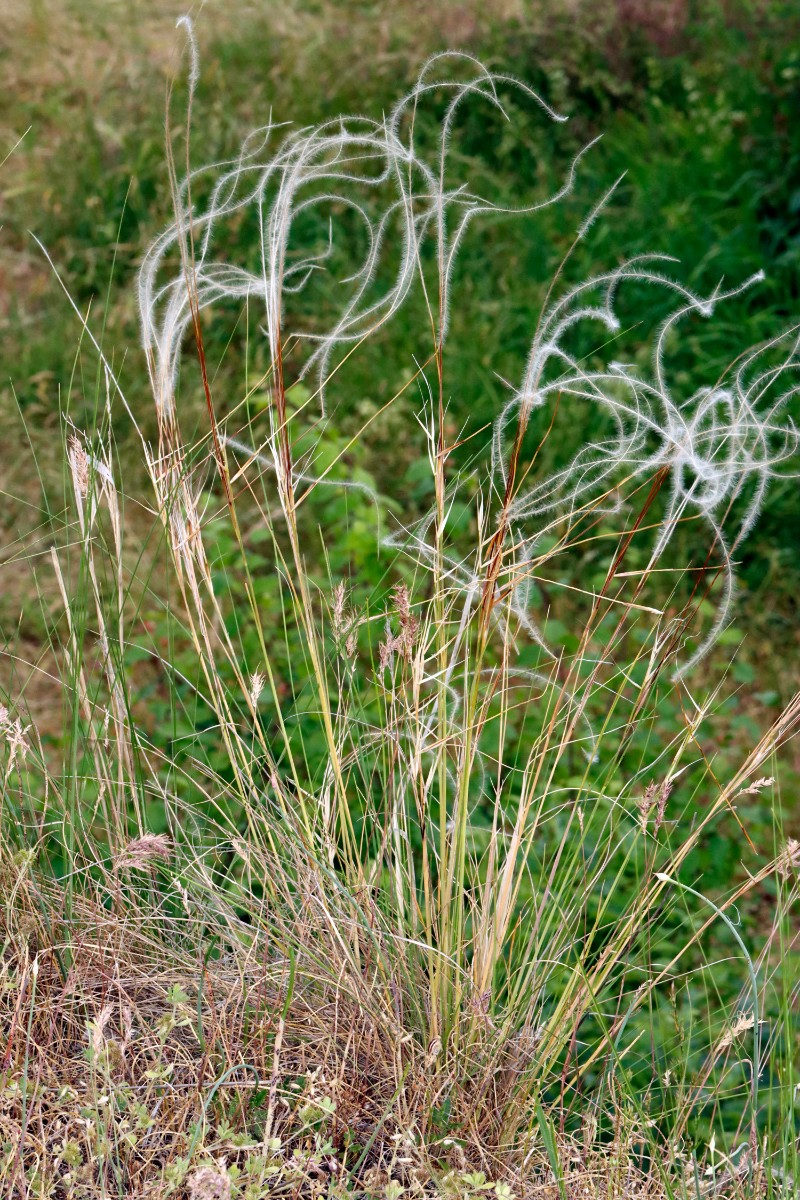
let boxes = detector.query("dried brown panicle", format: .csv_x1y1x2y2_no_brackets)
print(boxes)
116,833,172,869
0,707,32,770
332,581,347,636
717,1009,755,1052
331,582,359,658
392,582,412,624
736,775,775,797
778,838,800,878
378,585,419,669
393,583,419,657
638,777,673,834
379,621,395,673
90,1003,114,1057
68,434,90,498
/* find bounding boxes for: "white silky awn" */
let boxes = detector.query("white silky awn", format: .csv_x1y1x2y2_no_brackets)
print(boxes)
140,19,800,681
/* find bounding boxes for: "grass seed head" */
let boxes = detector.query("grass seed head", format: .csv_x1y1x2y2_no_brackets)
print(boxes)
115,833,172,869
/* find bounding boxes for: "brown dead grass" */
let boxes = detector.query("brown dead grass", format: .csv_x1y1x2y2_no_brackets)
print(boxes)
0,850,772,1199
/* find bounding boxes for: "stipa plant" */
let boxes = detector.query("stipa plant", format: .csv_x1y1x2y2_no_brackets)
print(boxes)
2,25,800,1200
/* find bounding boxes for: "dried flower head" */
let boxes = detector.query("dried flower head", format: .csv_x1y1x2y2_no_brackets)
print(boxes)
0,708,32,771
332,581,347,636
717,1009,755,1052
393,582,412,624
188,1165,231,1200
90,1003,114,1057
331,581,360,660
778,838,800,879
393,583,419,658
376,586,420,669
737,775,775,797
638,777,673,833
379,623,395,673
68,434,90,498
248,670,265,707
116,833,172,869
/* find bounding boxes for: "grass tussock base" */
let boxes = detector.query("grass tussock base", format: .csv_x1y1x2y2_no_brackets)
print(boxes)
1,858,783,1200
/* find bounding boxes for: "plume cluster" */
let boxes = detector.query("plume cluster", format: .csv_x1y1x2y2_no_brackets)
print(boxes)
139,34,799,682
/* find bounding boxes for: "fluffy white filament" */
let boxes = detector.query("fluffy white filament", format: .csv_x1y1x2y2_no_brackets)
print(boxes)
139,44,799,681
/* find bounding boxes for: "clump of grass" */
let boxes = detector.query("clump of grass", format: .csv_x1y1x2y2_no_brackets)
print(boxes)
1,20,800,1200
